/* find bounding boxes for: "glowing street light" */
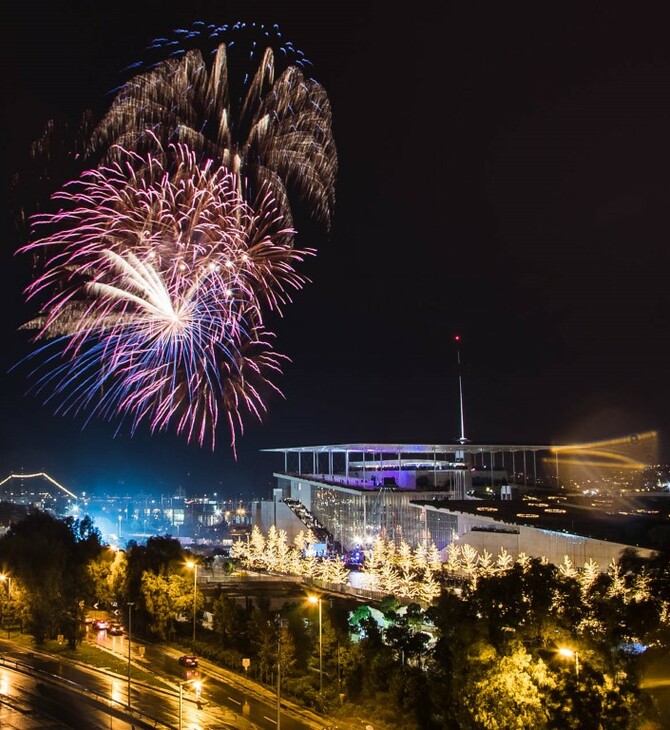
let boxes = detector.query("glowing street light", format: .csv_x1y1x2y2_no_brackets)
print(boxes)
0,575,11,639
186,560,198,652
308,595,323,693
178,677,202,730
558,647,579,677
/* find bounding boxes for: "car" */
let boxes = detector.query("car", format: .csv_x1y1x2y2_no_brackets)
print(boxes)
108,624,123,635
178,655,198,668
91,619,109,631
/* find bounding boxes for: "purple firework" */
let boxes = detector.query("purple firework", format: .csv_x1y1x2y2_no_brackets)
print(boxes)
19,143,313,450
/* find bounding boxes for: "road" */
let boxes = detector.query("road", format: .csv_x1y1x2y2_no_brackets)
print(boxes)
92,627,325,730
0,658,137,729
0,631,332,730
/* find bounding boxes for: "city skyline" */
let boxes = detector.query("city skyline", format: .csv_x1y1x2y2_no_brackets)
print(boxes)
3,2,670,497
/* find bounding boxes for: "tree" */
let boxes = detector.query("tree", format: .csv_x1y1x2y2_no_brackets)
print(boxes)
384,617,430,666
248,526,266,569
318,555,350,586
212,593,247,652
0,511,103,647
461,643,556,729
126,535,190,636
88,546,126,608
141,570,176,640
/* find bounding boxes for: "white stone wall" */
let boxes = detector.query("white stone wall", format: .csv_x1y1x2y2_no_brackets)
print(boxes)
253,500,305,544
450,510,654,568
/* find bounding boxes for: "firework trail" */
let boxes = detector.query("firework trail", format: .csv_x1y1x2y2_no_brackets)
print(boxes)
17,22,336,450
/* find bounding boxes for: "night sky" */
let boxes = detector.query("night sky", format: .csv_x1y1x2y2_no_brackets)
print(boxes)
2,1,670,498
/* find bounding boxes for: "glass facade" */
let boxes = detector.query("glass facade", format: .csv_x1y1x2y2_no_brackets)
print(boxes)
309,483,366,549
287,476,453,550
426,510,459,551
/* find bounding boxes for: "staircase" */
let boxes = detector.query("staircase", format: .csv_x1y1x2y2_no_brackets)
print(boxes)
283,497,341,553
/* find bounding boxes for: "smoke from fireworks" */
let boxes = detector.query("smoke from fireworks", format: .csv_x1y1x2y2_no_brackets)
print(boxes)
17,22,336,450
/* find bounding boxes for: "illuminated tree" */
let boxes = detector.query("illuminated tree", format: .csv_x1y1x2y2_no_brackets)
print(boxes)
416,570,441,605
264,525,284,572
607,559,627,598
412,543,428,572
461,543,479,588
293,530,308,553
376,561,403,597
248,525,266,569
287,547,304,576
477,549,495,578
317,556,350,586
631,572,652,603
300,550,320,581
580,558,600,595
230,536,249,566
558,554,578,579
444,542,462,577
496,547,514,572
462,643,555,729
516,552,532,572
397,540,414,577
273,529,293,573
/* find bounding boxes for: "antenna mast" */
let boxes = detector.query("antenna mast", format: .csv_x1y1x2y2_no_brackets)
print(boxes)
454,335,467,444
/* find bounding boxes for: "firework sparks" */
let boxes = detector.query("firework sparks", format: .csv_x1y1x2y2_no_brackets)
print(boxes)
19,143,313,450
16,22,336,451
91,38,337,237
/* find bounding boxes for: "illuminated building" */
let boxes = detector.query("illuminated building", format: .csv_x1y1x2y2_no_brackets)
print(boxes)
261,436,665,567
261,442,551,550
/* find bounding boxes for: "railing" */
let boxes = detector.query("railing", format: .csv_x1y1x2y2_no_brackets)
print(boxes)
283,498,336,548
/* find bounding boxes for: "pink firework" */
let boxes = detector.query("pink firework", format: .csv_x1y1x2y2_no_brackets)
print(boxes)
19,143,313,451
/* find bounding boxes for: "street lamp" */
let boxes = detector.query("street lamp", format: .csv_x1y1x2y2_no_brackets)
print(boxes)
178,678,202,730
0,574,11,598
0,575,11,639
308,595,323,694
186,560,198,653
275,616,287,730
558,647,580,677
127,602,134,708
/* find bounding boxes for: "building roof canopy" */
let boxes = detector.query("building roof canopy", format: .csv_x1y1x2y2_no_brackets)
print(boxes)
262,442,554,456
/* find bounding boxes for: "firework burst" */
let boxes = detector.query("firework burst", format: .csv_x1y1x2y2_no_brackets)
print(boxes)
90,33,336,238
19,143,313,450
17,22,336,451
